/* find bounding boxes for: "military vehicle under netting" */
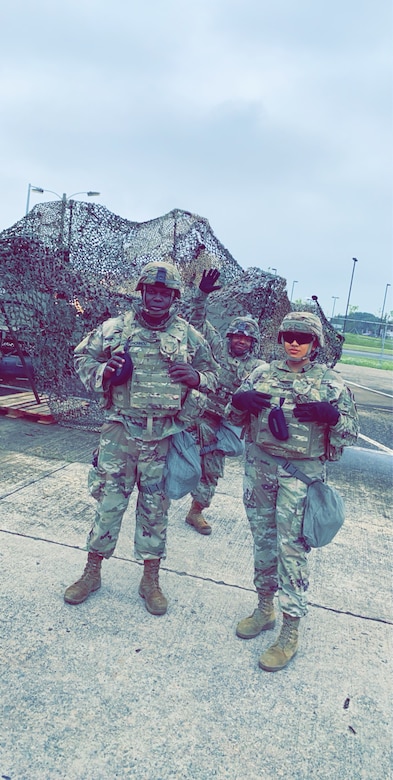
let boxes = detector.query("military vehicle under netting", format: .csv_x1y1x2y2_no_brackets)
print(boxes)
0,201,343,427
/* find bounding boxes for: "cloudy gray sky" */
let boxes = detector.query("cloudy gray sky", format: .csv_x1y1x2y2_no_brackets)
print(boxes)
1,0,391,318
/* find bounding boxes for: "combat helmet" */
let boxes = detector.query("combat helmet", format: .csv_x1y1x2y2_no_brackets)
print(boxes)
226,316,260,342
226,316,260,355
278,311,324,347
136,260,182,299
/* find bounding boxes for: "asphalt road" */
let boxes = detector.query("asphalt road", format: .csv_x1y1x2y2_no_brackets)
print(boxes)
335,362,392,452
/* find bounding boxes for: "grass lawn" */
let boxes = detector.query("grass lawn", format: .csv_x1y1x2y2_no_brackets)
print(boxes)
342,333,393,354
339,333,393,369
339,356,393,371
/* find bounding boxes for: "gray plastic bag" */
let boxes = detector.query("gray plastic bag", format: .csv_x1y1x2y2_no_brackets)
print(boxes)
164,430,202,500
199,421,244,457
302,480,345,548
216,421,244,457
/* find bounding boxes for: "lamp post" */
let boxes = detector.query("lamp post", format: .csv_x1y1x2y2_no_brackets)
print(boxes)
290,280,298,303
379,283,391,337
25,186,100,254
331,296,339,321
381,314,391,360
26,184,44,214
342,257,358,334
56,191,100,252
26,185,100,212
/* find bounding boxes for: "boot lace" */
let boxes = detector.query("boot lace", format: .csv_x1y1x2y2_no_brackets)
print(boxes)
276,620,296,648
81,556,101,579
258,598,273,616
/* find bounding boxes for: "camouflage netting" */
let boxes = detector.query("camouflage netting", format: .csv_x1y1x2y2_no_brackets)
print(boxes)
0,201,343,428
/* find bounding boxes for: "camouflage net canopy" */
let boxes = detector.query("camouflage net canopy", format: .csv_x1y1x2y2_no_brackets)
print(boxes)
0,201,343,427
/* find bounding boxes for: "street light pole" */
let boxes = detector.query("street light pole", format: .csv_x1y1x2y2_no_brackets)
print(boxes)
59,193,68,252
290,280,298,302
379,283,391,337
24,186,100,253
331,296,339,320
342,257,358,334
26,184,44,215
25,185,100,212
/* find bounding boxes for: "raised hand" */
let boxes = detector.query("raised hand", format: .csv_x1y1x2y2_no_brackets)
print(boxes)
199,268,221,294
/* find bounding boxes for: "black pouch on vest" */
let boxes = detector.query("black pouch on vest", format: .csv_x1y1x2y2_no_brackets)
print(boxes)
268,397,289,441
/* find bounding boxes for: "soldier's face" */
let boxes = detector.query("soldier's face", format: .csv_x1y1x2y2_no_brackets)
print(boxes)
283,333,317,361
230,334,254,356
143,284,174,316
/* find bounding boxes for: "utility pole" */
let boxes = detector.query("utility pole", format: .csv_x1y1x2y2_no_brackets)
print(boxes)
342,258,358,334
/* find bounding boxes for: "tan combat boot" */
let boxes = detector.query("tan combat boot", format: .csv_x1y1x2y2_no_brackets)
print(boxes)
236,594,276,639
139,559,168,615
258,613,300,672
64,552,103,605
185,500,212,535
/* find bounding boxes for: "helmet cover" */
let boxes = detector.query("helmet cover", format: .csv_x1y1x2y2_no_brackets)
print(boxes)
226,316,260,341
278,311,324,347
136,260,182,298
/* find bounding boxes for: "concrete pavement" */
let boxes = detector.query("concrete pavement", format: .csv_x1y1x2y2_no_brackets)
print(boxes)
1,365,392,780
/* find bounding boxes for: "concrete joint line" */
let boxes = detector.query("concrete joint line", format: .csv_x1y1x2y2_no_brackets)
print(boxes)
0,461,72,500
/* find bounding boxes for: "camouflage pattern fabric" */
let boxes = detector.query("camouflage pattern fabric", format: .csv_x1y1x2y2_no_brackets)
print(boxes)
277,311,325,346
0,205,344,427
86,421,170,560
229,359,359,458
187,288,265,509
74,299,217,439
244,442,324,616
74,297,218,560
191,415,225,507
229,358,359,616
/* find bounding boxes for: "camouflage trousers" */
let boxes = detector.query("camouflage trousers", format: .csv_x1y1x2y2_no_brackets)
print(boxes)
243,441,324,617
191,415,225,508
86,421,170,560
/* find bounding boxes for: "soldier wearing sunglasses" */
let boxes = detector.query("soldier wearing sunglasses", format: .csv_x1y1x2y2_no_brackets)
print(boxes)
228,311,359,672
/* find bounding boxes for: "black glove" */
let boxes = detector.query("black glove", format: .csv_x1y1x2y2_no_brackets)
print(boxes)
232,390,271,415
199,268,221,294
168,361,200,388
293,401,340,426
110,352,134,386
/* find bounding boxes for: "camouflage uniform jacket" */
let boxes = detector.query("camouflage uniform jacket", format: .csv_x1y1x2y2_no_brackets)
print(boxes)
188,289,264,419
74,301,218,441
228,359,359,460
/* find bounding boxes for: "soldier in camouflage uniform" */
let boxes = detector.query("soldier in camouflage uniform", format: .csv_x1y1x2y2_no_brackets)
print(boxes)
185,268,264,535
228,312,359,671
64,260,217,615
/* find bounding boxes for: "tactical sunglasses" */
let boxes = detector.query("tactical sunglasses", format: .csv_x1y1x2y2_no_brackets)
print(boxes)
282,331,314,345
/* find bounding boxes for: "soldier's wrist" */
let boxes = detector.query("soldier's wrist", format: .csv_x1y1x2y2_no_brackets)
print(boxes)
196,372,208,389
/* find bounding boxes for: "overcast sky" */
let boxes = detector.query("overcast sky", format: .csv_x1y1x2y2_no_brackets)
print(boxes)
1,0,391,319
